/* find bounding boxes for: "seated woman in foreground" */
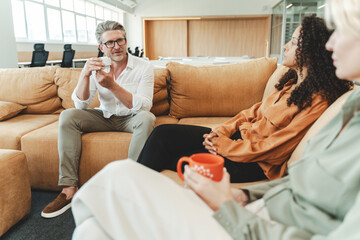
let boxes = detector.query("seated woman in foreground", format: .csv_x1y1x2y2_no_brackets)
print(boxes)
71,0,360,238
136,15,352,183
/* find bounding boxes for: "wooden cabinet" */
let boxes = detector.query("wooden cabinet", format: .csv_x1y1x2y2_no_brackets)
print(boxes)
143,16,271,60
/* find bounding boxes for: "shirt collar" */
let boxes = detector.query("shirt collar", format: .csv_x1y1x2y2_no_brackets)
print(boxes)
126,53,135,70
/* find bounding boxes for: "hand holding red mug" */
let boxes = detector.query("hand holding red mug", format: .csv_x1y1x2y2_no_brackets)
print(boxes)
184,165,234,211
178,153,249,211
177,153,224,181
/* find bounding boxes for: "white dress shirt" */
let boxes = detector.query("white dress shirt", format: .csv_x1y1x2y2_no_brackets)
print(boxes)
72,54,154,118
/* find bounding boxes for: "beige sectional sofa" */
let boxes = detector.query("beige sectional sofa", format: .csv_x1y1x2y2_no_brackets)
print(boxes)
0,57,280,190
0,57,355,236
0,57,356,188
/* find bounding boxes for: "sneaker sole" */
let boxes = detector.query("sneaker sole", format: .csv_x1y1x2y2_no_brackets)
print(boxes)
41,202,71,218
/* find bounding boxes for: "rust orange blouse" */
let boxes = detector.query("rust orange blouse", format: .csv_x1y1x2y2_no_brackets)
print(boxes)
213,82,329,180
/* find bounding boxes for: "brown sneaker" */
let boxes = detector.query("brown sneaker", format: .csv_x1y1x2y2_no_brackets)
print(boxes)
41,193,72,218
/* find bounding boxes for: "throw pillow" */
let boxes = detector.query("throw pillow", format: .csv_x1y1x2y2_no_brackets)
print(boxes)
167,57,278,118
0,67,62,113
0,101,27,121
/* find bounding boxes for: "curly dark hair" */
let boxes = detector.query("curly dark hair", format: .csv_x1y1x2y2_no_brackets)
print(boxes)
275,15,353,111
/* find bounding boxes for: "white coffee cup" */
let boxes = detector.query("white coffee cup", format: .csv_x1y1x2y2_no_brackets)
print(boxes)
100,56,111,73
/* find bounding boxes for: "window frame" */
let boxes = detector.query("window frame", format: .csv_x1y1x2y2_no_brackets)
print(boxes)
12,0,124,45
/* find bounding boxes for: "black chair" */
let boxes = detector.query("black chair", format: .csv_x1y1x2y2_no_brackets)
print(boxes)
97,47,104,57
30,43,49,67
61,44,75,68
134,46,140,56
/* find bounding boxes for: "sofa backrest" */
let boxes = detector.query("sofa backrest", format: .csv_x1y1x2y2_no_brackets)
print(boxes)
0,59,278,117
166,57,278,118
54,67,170,116
262,65,289,101
0,67,61,114
150,68,170,116
54,68,101,109
287,88,355,166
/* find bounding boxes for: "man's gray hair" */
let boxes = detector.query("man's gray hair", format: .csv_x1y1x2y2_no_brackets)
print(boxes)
95,21,126,44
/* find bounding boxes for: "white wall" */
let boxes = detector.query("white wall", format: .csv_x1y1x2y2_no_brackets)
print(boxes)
125,0,272,50
0,0,18,68
124,13,143,51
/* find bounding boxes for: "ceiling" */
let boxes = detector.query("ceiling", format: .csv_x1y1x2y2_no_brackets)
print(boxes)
99,0,138,13
100,0,277,14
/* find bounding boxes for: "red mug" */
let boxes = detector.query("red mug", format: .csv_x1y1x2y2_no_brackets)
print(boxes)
177,153,224,182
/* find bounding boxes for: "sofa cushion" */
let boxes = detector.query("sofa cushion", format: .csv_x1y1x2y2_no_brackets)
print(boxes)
0,150,31,236
0,114,59,150
20,114,177,191
178,117,232,129
0,66,62,113
167,57,278,118
21,121,132,190
0,101,27,121
262,65,290,101
78,132,132,186
20,121,62,190
154,115,179,127
21,121,62,190
54,68,100,109
151,68,170,116
287,89,355,166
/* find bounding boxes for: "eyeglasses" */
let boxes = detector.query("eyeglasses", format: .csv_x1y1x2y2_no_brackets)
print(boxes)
102,38,126,48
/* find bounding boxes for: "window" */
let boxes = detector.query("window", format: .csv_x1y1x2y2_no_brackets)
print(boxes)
12,0,27,38
25,1,46,40
95,5,103,19
62,10,76,42
60,0,73,11
47,8,62,40
85,2,95,17
45,0,59,7
97,19,103,29
74,0,85,14
86,17,97,43
11,0,124,44
76,15,87,42
104,8,111,20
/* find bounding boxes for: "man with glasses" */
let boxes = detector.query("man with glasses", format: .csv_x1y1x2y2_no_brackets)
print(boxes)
41,21,155,218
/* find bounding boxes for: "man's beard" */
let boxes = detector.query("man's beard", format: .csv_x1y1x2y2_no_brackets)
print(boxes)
111,54,124,62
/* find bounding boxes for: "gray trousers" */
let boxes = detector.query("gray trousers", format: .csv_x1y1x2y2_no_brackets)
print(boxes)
58,108,156,187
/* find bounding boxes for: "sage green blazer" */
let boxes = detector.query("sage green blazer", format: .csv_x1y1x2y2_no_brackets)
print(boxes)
214,88,360,240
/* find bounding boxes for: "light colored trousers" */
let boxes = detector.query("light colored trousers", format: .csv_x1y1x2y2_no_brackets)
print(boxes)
58,109,155,186
71,159,232,240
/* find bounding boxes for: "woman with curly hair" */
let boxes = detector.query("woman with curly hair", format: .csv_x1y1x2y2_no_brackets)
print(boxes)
135,15,352,183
